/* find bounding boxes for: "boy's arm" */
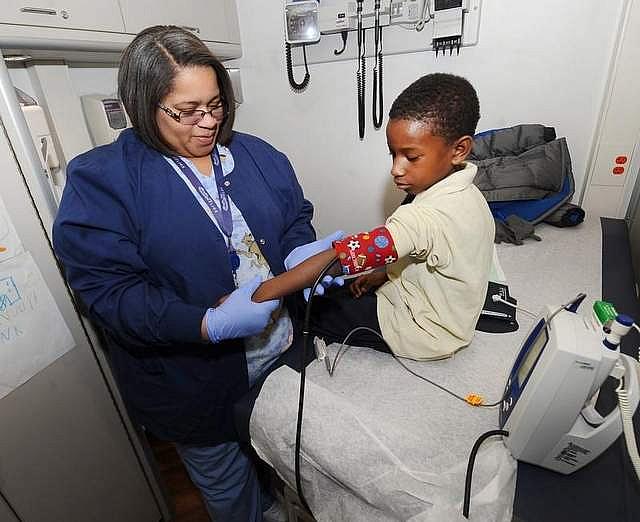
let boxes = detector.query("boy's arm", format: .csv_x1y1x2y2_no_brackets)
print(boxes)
251,226,398,303
252,249,339,302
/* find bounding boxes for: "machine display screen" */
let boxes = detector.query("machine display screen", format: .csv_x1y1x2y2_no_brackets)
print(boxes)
517,324,548,385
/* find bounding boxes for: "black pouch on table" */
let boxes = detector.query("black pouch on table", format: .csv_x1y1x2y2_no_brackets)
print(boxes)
476,281,519,333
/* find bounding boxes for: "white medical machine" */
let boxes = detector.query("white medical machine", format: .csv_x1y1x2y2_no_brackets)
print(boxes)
80,94,130,147
499,302,640,476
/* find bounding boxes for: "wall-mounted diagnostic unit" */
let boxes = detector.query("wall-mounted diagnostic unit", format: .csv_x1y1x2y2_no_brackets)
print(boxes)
283,0,482,139
307,0,481,62
285,0,321,44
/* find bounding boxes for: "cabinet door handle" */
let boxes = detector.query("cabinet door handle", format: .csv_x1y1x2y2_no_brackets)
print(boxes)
20,7,58,15
181,26,200,34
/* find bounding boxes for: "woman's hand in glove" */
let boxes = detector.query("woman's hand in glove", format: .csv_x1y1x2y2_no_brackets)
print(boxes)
203,276,280,343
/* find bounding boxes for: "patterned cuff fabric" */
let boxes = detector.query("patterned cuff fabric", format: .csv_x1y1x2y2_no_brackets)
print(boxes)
332,226,398,275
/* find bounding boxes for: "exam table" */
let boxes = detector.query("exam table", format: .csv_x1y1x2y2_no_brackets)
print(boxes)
249,215,640,521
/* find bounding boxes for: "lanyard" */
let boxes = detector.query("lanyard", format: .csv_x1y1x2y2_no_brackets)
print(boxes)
171,149,241,281
172,149,232,237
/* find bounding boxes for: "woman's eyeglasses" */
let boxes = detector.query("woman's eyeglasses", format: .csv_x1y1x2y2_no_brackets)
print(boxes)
158,102,225,125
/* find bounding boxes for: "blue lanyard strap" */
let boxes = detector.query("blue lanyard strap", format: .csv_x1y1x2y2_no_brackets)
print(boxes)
171,149,240,278
172,149,233,239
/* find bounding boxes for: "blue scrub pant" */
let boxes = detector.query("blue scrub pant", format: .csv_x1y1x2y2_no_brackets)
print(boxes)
175,441,272,521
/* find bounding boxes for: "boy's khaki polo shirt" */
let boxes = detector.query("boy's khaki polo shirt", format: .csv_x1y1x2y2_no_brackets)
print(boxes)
378,162,495,360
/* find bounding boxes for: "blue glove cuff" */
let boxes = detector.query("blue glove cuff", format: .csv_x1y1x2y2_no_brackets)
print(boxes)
205,308,222,343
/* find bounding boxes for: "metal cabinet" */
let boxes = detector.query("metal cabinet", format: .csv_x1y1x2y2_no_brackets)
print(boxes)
1,0,125,32
118,0,240,44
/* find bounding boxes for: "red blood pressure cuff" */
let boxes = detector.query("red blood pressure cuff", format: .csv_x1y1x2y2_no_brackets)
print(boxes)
332,226,398,275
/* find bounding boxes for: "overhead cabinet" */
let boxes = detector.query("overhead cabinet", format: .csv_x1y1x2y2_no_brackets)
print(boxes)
2,0,125,32
118,0,241,45
0,0,241,61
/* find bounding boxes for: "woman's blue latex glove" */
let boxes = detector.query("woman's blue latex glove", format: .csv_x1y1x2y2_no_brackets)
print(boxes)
205,276,280,343
284,230,346,300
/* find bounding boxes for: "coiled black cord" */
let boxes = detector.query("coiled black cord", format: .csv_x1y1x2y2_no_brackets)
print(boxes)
294,256,341,513
372,1,384,129
463,429,509,519
372,48,383,128
286,41,310,92
357,53,366,139
356,0,366,140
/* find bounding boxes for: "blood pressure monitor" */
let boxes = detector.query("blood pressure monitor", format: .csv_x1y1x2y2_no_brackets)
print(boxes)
284,1,321,44
500,305,639,474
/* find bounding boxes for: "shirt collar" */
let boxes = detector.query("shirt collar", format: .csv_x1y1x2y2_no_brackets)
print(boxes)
413,162,478,202
170,143,235,177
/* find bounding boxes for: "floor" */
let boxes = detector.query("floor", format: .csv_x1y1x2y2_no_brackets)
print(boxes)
148,433,210,522
147,434,306,522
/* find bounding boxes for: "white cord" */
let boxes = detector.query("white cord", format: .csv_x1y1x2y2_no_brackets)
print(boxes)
616,378,640,481
491,295,537,319
415,0,432,31
327,326,377,376
326,326,502,406
546,294,585,324
633,323,640,362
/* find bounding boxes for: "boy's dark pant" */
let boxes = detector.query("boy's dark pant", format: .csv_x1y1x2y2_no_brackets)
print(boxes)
306,285,391,353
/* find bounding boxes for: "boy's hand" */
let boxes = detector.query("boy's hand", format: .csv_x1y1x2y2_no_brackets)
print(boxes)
284,230,346,301
350,270,388,298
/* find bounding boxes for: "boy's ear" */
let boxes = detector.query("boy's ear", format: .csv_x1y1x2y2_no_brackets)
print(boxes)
451,135,473,165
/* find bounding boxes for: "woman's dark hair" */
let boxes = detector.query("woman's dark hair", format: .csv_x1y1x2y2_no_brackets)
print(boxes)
118,25,236,154
389,73,480,143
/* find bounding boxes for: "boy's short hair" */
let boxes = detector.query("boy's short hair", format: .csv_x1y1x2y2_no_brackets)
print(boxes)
389,73,480,143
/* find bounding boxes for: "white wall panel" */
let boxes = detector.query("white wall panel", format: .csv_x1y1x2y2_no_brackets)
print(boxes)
231,0,625,234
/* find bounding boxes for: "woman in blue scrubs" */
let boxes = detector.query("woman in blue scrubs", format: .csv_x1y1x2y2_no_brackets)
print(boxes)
53,25,335,521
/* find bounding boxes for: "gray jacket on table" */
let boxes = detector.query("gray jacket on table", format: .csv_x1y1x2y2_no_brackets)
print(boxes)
469,124,574,204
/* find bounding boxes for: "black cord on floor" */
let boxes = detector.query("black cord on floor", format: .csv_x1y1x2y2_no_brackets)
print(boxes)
294,256,340,513
463,429,509,519
0,487,23,522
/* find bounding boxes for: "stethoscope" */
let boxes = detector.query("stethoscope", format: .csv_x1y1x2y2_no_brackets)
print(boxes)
356,0,384,140
356,0,366,140
372,0,384,130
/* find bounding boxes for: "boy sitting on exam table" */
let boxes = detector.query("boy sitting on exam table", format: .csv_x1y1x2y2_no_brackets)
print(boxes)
251,73,495,361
